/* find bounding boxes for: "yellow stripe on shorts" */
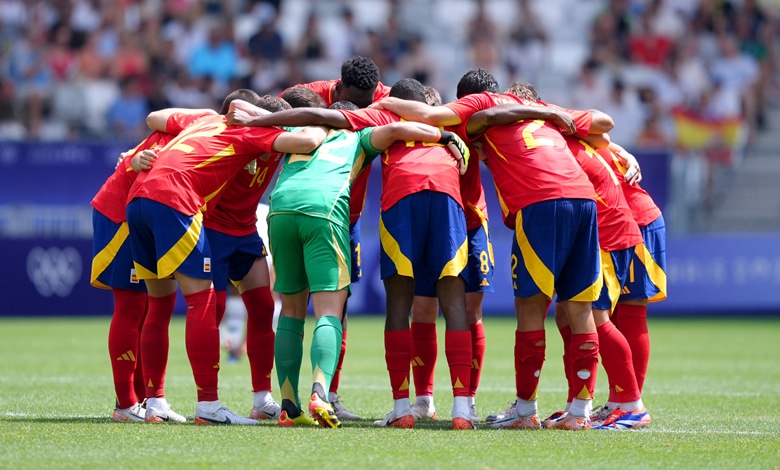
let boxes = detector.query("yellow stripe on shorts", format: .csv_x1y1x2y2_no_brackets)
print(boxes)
90,222,129,289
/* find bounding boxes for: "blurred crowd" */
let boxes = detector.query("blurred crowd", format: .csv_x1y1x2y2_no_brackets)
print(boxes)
0,0,777,150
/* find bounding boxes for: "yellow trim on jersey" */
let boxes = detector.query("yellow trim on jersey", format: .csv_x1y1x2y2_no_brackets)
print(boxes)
193,144,236,169
600,249,621,313
158,211,204,279
515,211,554,298
439,238,469,279
201,182,228,212
332,224,351,290
379,216,414,278
635,243,668,302
90,222,129,288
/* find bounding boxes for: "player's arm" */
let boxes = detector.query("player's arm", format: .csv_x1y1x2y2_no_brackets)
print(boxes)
146,108,217,131
581,132,610,149
588,109,615,134
466,103,576,138
270,126,328,154
608,139,642,185
228,107,350,128
370,122,470,174
369,97,462,126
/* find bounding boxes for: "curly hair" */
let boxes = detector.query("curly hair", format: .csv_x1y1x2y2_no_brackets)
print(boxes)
456,68,499,99
341,56,380,91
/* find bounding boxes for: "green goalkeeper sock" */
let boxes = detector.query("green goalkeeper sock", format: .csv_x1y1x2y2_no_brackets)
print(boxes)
310,315,343,399
275,315,305,411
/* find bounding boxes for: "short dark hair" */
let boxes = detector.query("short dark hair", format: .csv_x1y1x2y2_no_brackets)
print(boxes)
256,95,292,112
456,68,499,99
503,82,539,101
219,88,261,114
390,78,426,103
341,56,380,90
329,100,359,111
281,86,327,108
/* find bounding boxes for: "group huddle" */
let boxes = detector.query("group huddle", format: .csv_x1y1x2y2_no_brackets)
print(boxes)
90,56,666,431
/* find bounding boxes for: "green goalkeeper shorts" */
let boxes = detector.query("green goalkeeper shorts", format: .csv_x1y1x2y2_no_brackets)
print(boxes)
268,213,351,294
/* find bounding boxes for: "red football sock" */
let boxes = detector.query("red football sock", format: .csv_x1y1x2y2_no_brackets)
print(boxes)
445,330,472,398
558,325,574,403
133,305,148,403
598,321,640,403
514,329,546,401
108,289,147,409
411,321,437,397
141,292,176,399
615,304,650,392
384,329,412,400
184,288,220,402
469,322,486,397
242,286,275,392
569,332,599,401
329,331,347,394
214,289,227,327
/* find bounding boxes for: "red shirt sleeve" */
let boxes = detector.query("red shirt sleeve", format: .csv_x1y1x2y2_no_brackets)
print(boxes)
341,108,398,130
546,103,593,137
165,112,213,135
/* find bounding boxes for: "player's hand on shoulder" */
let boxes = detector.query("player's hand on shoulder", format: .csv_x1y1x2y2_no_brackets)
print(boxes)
617,149,642,185
439,130,470,175
227,108,252,126
131,149,158,172
552,109,576,135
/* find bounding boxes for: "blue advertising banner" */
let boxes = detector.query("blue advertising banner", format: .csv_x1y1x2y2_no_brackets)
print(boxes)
4,141,776,316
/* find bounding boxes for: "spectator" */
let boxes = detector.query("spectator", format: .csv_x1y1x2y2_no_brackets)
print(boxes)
294,11,326,61
111,30,149,80
6,27,52,137
601,78,644,146
189,24,239,90
106,76,149,141
505,0,548,85
629,10,674,69
397,34,437,87
247,11,284,62
47,24,76,83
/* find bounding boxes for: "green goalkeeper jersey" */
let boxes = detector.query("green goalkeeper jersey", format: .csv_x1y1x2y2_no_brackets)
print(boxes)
269,127,380,228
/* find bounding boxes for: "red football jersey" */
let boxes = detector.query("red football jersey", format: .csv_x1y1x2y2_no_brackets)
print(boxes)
460,142,489,231
445,93,593,142
91,131,173,223
601,148,662,226
128,113,285,216
447,93,595,227
283,80,391,106
349,170,370,224
567,137,643,251
342,108,463,211
203,154,282,236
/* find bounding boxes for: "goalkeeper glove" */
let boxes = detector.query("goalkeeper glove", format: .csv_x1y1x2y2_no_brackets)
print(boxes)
438,130,470,175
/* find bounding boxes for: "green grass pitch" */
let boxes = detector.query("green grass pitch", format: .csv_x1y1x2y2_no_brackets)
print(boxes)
1,316,779,469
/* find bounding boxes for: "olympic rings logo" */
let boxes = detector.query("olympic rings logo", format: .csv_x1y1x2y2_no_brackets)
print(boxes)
26,246,82,297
